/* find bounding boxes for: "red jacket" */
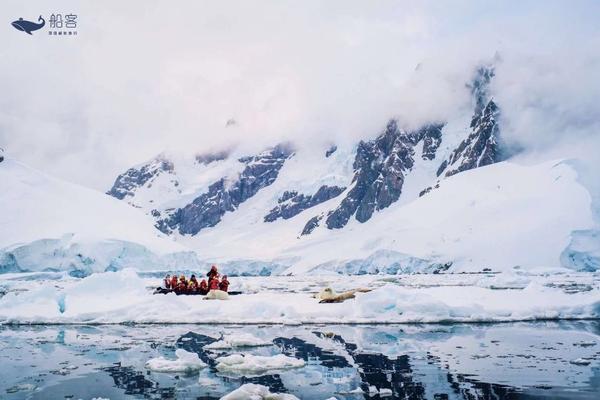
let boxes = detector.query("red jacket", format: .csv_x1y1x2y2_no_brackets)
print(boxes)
200,280,208,291
209,279,220,291
207,267,219,280
170,276,178,289
219,279,230,292
177,281,188,292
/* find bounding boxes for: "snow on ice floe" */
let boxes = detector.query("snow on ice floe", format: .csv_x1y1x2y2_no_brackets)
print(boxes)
215,353,305,376
145,349,207,372
205,333,271,349
220,383,299,400
0,269,599,324
365,386,393,397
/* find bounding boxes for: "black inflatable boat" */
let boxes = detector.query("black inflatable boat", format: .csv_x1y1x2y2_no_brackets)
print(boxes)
153,287,242,296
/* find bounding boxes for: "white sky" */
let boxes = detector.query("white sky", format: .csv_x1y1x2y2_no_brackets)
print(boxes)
1,1,599,191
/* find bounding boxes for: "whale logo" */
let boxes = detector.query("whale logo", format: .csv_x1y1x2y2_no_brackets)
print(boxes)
11,16,45,35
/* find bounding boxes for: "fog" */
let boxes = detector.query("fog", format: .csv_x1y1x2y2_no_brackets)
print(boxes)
1,0,599,193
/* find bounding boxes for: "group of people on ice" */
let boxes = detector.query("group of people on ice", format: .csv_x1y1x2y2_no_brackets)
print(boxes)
161,265,229,295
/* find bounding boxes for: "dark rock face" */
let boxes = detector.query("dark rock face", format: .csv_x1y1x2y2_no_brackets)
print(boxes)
158,144,294,235
420,125,443,160
439,100,501,178
264,185,346,222
470,65,495,117
324,120,444,230
325,145,337,158
437,65,503,178
418,183,439,197
301,214,323,236
106,157,174,200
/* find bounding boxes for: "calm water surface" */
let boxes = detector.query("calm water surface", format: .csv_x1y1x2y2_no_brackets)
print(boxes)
1,322,599,399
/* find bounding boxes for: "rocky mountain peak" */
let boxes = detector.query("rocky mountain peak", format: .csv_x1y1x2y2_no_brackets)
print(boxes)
106,155,174,200
156,144,294,235
264,185,346,223
469,65,495,118
319,121,444,231
436,65,503,178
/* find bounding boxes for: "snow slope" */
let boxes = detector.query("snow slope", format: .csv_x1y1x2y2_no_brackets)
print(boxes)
0,158,200,275
112,151,246,212
172,143,356,259
185,159,594,273
2,154,593,277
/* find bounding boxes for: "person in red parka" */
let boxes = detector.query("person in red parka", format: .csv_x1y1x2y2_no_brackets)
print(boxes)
176,275,188,293
188,274,199,293
219,275,230,292
199,279,208,294
209,277,220,291
170,275,178,291
207,265,219,285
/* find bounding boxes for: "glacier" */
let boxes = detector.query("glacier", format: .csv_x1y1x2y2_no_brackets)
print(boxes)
0,159,202,276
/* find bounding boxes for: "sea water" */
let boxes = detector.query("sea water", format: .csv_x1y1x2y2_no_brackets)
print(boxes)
0,322,599,399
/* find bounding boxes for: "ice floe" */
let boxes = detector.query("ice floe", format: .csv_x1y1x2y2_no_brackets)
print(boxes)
205,333,271,349
570,358,592,366
145,349,206,372
220,383,299,400
215,353,305,375
0,269,599,324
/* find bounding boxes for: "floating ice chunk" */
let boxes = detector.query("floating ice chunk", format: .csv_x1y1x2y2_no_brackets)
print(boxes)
205,333,271,349
216,353,304,375
6,383,37,393
570,358,592,366
379,388,393,397
220,383,299,400
573,340,596,347
340,387,364,394
145,349,206,372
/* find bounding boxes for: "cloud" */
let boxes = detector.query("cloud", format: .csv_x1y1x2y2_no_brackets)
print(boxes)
1,0,599,193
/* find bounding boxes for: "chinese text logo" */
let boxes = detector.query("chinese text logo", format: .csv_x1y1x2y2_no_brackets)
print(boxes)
48,14,78,36
11,13,78,37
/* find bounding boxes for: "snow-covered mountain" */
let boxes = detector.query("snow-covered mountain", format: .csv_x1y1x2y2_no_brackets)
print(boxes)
102,65,597,274
1,64,592,277
108,66,502,240
0,158,201,276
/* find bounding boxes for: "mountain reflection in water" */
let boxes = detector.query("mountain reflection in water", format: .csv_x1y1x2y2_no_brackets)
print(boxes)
0,322,598,399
